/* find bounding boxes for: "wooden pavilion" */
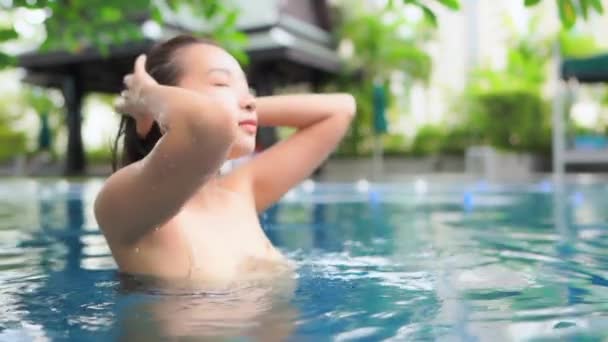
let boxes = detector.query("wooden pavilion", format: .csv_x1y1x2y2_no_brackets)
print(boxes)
18,0,341,175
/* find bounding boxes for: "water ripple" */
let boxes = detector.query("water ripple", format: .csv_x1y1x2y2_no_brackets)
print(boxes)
1,179,608,340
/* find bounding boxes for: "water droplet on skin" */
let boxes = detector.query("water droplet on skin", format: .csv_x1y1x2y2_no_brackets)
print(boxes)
134,247,140,253
154,227,159,232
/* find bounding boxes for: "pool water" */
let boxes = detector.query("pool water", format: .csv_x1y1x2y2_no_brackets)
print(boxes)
1,178,608,341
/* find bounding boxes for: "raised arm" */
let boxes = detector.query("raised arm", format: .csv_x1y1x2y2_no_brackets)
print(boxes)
94,55,237,245
235,93,356,212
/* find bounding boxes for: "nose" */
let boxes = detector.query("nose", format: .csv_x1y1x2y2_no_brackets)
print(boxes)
240,93,256,112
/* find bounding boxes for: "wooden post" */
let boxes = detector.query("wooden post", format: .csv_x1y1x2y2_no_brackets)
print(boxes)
61,74,86,176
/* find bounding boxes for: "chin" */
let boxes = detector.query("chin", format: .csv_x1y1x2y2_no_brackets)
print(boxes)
227,138,256,160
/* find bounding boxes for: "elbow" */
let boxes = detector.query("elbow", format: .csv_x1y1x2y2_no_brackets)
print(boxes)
183,107,238,149
345,94,357,119
337,93,357,120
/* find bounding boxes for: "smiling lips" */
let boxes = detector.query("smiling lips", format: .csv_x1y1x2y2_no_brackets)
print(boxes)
238,119,257,133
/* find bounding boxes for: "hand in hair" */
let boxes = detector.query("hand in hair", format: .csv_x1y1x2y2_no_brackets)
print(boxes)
115,55,158,137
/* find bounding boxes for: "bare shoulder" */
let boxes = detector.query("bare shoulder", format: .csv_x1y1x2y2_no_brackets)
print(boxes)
94,163,141,244
95,160,193,245
97,183,193,277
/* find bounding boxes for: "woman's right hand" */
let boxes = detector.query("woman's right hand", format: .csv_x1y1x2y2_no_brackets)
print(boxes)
115,55,158,137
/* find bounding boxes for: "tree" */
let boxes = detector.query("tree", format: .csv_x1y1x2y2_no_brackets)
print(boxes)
526,0,604,28
339,5,433,83
0,91,27,163
390,0,603,29
0,1,246,175
0,0,247,68
453,16,555,154
23,86,63,153
0,83,64,160
332,0,433,155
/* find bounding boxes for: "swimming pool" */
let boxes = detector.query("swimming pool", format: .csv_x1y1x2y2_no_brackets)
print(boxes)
1,178,608,341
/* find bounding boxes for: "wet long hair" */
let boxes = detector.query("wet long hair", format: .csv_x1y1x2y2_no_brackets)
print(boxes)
111,35,217,172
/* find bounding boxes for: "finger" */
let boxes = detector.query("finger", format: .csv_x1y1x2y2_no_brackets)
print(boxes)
123,74,133,88
134,54,147,76
114,97,131,115
114,97,129,114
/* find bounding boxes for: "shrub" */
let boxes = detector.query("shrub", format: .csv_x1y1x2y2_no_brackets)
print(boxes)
440,125,479,155
411,125,445,156
467,90,551,154
86,145,114,165
382,133,408,155
0,128,26,163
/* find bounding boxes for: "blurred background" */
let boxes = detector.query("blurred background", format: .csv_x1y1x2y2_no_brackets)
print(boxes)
2,2,608,340
0,0,606,181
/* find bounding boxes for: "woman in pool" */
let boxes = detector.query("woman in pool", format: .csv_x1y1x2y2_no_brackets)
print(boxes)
94,35,356,289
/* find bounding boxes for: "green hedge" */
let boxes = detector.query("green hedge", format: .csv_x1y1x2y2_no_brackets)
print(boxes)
409,124,479,156
410,125,444,156
87,145,114,165
0,129,26,163
467,90,551,154
332,90,551,158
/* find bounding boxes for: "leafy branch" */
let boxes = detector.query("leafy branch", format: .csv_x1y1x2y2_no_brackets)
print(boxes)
0,0,246,68
390,0,603,28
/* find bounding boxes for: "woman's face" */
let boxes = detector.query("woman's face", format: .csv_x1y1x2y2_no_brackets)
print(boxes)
176,43,257,159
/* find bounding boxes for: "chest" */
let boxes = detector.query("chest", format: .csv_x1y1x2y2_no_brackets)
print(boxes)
172,196,277,261
129,189,283,283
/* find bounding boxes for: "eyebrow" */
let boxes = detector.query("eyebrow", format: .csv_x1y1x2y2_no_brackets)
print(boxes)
206,68,231,78
206,68,246,81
